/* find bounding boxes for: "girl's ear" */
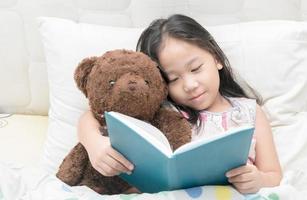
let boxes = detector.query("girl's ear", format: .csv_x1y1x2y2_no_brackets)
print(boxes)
216,62,223,70
213,56,223,70
74,57,97,97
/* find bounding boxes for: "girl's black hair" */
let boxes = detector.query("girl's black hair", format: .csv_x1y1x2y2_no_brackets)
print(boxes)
136,14,261,125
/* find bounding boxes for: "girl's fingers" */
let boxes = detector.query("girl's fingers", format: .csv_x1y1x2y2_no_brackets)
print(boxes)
106,148,134,172
232,180,254,190
226,165,252,178
102,154,131,174
228,173,251,183
97,162,121,176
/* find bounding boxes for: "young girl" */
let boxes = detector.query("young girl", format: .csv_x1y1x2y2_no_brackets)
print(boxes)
78,14,282,194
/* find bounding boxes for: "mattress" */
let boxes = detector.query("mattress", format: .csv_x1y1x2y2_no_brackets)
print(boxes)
0,114,48,167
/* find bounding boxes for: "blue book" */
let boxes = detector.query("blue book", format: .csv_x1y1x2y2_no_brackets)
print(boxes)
105,111,254,193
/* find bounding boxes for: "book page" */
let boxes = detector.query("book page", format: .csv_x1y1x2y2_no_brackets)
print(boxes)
109,112,173,156
173,125,254,155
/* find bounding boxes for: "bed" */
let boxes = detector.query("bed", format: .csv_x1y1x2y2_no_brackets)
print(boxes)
0,0,307,199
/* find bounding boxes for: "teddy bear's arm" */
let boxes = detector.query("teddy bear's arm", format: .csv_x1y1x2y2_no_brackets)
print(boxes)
56,143,89,185
152,108,192,151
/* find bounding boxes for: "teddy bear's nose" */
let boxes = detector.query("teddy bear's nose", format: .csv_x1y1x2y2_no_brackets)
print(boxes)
128,80,137,91
128,80,137,84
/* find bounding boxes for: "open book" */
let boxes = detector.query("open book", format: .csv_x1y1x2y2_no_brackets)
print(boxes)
105,111,254,193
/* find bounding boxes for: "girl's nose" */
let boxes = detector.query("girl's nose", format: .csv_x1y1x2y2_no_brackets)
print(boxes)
183,76,198,92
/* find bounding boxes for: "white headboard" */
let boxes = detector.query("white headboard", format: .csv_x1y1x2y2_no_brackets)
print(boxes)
1,0,307,115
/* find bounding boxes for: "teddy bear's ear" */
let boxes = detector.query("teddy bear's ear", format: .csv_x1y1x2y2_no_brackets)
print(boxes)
74,57,97,97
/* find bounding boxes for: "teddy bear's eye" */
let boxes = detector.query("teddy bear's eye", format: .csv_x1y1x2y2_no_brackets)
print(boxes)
109,80,116,86
145,80,149,85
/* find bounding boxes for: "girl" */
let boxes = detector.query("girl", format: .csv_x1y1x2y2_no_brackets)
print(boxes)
78,14,282,194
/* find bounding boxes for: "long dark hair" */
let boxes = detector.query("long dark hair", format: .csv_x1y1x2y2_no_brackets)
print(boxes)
136,14,261,125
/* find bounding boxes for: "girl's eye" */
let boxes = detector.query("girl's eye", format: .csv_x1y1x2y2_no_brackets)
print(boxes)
109,80,116,86
168,77,178,83
191,64,203,72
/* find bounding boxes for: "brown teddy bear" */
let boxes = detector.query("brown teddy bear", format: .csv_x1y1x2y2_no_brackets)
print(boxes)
56,49,191,194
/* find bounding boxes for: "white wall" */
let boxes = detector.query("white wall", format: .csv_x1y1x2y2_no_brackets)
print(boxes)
0,0,306,115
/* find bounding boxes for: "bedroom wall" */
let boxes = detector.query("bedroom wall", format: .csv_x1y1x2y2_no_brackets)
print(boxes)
0,0,307,115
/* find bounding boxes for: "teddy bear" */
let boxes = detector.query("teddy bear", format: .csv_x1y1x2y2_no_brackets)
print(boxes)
56,49,192,194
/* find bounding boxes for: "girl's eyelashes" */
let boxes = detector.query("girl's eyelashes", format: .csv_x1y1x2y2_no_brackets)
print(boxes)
191,64,203,72
167,64,203,83
168,77,178,83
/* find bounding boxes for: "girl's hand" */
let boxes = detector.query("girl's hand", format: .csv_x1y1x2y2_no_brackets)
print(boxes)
226,163,263,194
86,133,134,177
77,110,134,177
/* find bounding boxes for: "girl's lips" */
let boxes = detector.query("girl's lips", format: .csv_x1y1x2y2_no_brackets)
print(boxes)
189,92,205,101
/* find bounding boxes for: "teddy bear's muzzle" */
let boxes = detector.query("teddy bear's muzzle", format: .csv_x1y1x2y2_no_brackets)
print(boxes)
116,73,149,94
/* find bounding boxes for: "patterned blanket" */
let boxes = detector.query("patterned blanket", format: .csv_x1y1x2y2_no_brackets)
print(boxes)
0,162,305,200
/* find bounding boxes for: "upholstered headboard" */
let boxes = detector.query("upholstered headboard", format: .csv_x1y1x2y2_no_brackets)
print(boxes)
1,0,307,115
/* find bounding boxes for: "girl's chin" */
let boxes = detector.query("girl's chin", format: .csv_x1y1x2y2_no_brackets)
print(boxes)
188,93,208,109
188,103,209,111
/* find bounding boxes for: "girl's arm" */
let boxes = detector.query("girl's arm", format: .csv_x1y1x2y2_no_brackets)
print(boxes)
253,105,282,186
77,110,134,176
226,104,282,194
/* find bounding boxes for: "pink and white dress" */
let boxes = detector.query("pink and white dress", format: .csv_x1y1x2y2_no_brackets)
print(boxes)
182,97,257,164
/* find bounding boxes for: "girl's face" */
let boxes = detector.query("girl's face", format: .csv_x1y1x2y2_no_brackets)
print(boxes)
158,37,224,111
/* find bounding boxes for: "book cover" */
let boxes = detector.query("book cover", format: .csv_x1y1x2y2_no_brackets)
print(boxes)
105,111,254,193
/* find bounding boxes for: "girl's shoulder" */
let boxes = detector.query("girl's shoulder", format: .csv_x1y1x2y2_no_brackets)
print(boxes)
200,97,256,116
227,97,257,122
193,97,257,140
228,97,256,110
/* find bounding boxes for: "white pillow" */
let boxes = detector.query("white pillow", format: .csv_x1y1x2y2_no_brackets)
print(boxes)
38,17,307,179
208,22,307,176
38,17,143,173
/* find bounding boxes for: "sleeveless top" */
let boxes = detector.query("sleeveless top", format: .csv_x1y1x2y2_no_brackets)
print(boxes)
175,97,257,164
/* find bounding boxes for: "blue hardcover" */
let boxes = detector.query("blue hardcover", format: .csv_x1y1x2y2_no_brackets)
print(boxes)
105,111,254,193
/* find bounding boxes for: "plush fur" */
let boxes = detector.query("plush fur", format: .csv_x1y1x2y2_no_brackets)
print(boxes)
56,49,191,194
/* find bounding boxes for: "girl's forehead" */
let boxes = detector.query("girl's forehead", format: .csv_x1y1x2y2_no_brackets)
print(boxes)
158,39,214,69
160,56,200,75
159,37,212,59
159,36,187,51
